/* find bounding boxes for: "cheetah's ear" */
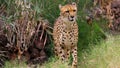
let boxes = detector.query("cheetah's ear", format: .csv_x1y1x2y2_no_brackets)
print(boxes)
72,2,76,6
59,4,62,9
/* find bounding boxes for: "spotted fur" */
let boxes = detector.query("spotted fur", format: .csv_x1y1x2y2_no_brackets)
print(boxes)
53,2,78,68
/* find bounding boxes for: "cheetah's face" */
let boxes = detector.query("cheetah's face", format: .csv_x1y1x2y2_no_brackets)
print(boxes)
59,2,77,22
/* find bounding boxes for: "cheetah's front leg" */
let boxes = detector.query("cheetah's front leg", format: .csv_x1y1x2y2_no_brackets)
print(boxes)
54,45,65,61
65,49,70,62
71,46,77,68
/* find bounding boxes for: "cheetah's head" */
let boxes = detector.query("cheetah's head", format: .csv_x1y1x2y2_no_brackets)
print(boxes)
59,2,77,22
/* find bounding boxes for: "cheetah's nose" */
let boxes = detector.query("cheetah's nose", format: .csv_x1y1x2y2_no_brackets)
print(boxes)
70,16,74,18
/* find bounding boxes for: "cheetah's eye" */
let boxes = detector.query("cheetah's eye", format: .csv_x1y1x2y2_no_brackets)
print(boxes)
65,10,69,13
73,10,76,12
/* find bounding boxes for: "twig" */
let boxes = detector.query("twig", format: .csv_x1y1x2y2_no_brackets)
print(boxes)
40,29,44,41
43,33,47,49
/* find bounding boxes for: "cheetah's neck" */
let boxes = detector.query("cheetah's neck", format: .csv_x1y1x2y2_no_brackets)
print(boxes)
64,22,72,31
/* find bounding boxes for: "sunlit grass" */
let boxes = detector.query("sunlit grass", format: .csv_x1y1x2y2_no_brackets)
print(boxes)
79,35,120,68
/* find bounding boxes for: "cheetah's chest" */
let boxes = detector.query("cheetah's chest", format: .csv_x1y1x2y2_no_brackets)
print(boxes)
60,25,76,48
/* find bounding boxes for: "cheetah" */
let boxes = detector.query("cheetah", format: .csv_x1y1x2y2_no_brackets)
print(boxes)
53,2,78,68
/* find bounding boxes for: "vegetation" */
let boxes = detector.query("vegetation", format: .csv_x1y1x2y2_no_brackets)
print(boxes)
0,0,119,68
5,35,120,68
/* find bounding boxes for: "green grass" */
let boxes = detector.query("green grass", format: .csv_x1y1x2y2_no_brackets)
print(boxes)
5,60,27,68
79,35,120,68
5,34,120,68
